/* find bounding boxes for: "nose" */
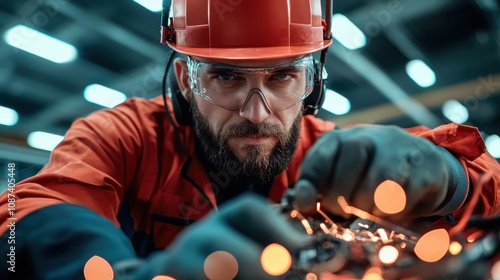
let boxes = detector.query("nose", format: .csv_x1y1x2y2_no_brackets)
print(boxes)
239,89,272,123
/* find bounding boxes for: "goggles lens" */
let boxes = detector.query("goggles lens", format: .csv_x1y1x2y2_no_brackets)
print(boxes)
187,55,315,112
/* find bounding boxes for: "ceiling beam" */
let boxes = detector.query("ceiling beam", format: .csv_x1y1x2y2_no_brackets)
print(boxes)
0,7,120,93
57,3,165,63
325,0,451,127
383,20,428,62
17,60,165,134
331,73,500,126
0,141,49,165
0,75,67,102
329,42,442,127
348,0,455,25
0,2,167,134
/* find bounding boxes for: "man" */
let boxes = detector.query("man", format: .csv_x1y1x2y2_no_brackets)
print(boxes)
1,0,499,279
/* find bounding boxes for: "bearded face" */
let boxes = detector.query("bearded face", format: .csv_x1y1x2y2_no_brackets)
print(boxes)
191,96,302,182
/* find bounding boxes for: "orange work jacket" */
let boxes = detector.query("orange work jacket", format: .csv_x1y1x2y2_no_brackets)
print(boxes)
0,96,498,253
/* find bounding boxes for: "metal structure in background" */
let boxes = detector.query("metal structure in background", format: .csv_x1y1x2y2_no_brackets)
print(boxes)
0,0,500,172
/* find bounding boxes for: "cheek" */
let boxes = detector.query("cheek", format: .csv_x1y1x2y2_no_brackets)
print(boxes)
196,101,233,134
279,107,302,131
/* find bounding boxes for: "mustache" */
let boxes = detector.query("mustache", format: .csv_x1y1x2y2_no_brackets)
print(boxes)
219,121,287,140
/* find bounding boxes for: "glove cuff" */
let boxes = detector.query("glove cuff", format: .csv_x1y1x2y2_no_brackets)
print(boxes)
428,147,468,216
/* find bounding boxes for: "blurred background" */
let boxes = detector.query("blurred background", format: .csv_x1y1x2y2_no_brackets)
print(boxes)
1,0,500,188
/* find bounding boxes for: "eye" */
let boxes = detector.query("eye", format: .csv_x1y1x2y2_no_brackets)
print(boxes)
271,73,292,81
270,66,302,81
216,74,239,81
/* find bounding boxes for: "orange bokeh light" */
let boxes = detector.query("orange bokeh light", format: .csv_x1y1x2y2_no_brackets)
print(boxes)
373,180,406,214
362,267,383,280
448,241,462,255
204,251,239,280
305,272,318,280
467,231,483,243
378,245,399,265
83,255,114,280
261,243,292,276
152,276,176,280
414,228,450,262
491,260,500,279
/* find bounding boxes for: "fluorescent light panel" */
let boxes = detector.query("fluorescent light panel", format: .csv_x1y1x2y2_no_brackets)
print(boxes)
133,0,163,12
406,59,436,88
322,89,351,115
442,100,469,124
3,25,77,64
0,106,19,126
83,84,127,108
27,131,64,152
485,134,500,159
331,14,366,50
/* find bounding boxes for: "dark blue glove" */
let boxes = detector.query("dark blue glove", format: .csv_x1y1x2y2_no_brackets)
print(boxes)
295,125,453,221
117,194,310,279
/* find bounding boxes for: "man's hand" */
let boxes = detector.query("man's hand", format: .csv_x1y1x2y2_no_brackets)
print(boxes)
295,125,450,221
126,194,310,279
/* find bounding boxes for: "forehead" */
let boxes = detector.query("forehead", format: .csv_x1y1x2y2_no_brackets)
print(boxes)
191,56,304,68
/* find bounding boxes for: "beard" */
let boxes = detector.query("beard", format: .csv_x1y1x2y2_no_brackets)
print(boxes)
191,98,302,182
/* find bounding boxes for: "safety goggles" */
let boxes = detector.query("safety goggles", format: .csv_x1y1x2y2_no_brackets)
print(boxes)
187,55,315,112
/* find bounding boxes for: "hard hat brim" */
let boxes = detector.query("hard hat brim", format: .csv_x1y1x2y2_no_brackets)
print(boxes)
167,40,332,60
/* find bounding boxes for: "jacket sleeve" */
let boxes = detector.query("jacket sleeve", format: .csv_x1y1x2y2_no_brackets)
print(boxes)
0,101,145,236
405,123,500,219
0,100,148,278
0,204,137,280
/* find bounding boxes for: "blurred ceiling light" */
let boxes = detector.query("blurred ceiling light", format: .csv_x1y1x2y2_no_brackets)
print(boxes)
405,59,436,88
442,99,469,124
0,105,19,126
3,25,77,64
132,0,163,12
83,84,127,108
331,14,366,50
322,89,351,115
27,131,64,152
485,134,500,158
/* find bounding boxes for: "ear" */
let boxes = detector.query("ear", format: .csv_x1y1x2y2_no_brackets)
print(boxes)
174,58,191,102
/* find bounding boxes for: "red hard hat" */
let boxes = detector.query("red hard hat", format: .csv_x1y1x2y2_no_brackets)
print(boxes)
162,0,332,60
